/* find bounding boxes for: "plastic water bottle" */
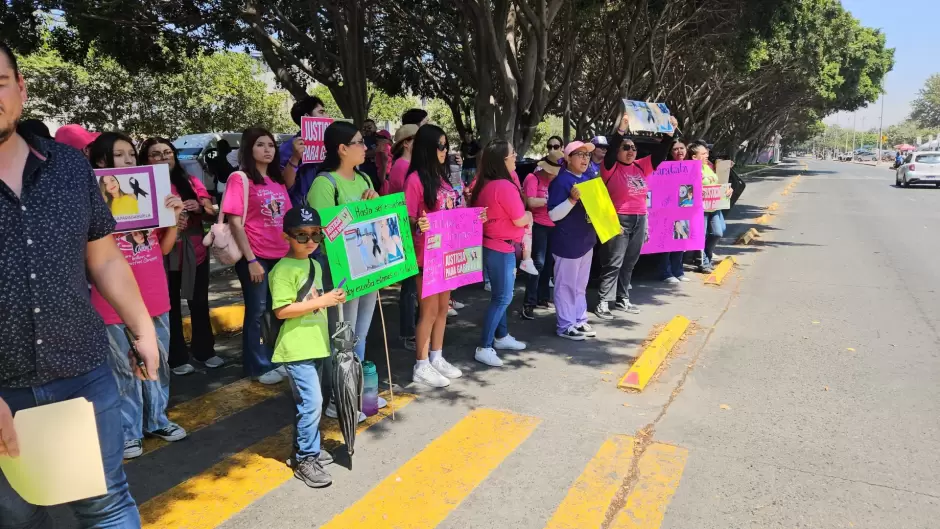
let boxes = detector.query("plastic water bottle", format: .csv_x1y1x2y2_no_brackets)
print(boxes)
361,361,379,417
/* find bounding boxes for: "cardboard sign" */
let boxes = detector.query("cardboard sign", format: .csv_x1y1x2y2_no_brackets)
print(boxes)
94,164,175,233
421,208,484,298
622,100,675,134
703,184,731,211
300,117,333,164
640,161,705,254
575,178,621,244
715,160,733,184
318,193,418,300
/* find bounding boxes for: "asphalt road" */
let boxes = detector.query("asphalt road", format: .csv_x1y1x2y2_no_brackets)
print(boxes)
52,158,940,528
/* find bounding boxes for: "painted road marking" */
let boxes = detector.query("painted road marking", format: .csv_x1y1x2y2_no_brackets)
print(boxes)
619,316,691,391
766,202,779,212
320,409,540,529
183,304,246,341
544,435,636,529
755,213,771,225
609,442,689,528
704,257,736,286
140,378,287,456
139,392,415,529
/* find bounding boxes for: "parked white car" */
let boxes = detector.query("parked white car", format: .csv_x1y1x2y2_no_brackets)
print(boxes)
896,151,940,187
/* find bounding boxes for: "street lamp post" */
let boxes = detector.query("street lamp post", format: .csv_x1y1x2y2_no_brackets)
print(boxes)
877,93,885,162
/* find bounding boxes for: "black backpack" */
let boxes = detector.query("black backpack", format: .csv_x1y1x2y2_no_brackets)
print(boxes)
261,258,318,349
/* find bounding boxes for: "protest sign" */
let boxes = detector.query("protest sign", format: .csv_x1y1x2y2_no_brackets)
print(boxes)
575,177,621,244
703,184,731,211
94,164,174,233
318,192,418,300
715,160,733,184
421,207,484,298
621,100,675,134
300,117,333,164
641,161,705,254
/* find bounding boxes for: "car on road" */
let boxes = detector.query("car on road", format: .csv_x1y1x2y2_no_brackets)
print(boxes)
854,151,876,162
895,151,940,187
837,152,853,161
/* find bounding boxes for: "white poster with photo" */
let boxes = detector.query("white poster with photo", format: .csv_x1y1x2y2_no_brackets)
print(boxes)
621,100,675,134
94,164,175,233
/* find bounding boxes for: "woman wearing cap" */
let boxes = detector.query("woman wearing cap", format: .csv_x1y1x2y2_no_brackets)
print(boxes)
588,136,608,177
688,141,727,273
594,113,677,321
547,141,600,340
520,150,562,320
660,140,690,284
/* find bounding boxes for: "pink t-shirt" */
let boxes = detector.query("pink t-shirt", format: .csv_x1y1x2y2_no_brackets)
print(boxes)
474,179,526,253
91,229,170,325
171,176,212,265
600,155,654,215
221,172,292,259
404,171,458,265
522,172,554,227
382,158,410,196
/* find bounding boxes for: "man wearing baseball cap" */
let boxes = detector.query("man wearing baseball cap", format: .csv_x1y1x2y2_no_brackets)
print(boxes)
54,124,99,157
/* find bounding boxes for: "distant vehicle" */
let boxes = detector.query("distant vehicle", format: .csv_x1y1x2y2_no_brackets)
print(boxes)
854,151,876,162
838,152,853,161
895,151,940,187
173,133,243,191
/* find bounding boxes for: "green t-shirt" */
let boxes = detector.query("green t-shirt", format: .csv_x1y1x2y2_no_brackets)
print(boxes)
269,257,330,363
307,171,373,209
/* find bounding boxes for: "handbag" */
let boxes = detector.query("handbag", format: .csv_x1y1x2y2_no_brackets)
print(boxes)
261,258,317,349
203,171,250,265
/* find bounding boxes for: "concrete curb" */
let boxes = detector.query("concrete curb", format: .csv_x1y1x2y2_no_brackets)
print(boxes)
735,228,760,245
704,257,736,286
182,305,246,341
618,315,691,391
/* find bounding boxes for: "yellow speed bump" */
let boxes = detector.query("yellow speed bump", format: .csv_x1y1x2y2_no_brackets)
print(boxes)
736,227,759,245
766,202,779,212
755,213,771,225
704,256,736,286
183,304,245,341
619,316,691,391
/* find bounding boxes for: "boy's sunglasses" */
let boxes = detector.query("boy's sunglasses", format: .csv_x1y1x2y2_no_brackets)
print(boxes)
290,230,324,243
621,144,637,152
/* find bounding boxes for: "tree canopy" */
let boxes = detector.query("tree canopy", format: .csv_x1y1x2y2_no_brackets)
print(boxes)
911,74,940,130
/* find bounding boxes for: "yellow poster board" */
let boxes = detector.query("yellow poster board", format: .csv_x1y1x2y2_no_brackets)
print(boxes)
575,178,621,244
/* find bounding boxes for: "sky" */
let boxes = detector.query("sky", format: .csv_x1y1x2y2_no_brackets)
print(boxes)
824,0,938,132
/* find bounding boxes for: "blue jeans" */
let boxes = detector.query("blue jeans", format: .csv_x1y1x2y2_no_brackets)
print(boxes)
343,292,377,361
659,251,685,279
234,257,279,377
524,223,554,307
284,360,324,460
480,248,515,348
104,313,172,441
0,364,140,528
702,211,726,266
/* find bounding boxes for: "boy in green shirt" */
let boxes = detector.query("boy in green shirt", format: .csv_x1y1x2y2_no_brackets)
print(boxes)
269,206,346,488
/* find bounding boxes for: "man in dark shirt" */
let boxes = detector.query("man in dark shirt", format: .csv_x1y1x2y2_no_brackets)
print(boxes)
0,41,158,527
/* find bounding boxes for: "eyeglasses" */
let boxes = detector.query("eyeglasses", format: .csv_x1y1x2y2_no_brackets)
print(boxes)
436,143,448,152
346,140,366,147
548,144,562,150
569,151,591,159
621,144,637,152
148,150,174,160
289,229,324,243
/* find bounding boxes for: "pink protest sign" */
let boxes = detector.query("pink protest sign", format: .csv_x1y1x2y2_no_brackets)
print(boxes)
300,117,333,164
640,161,705,254
421,208,484,298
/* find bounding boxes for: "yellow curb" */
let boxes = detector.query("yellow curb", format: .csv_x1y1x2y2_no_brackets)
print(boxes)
766,202,779,212
618,316,691,391
736,227,759,245
704,256,736,285
755,213,771,225
183,304,246,341
781,189,790,196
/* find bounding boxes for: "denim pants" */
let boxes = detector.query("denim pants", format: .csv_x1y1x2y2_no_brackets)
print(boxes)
234,257,279,377
659,251,685,280
399,276,418,339
480,248,515,348
105,313,172,442
0,364,140,528
702,211,726,266
553,250,593,334
597,214,648,303
284,359,324,460
168,258,216,367
524,223,554,307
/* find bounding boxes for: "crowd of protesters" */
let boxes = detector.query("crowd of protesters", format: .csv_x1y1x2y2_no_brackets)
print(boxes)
0,38,739,521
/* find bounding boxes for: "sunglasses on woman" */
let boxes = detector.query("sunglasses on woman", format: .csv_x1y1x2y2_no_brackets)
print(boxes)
436,142,449,152
289,229,324,243
548,144,562,150
621,144,637,152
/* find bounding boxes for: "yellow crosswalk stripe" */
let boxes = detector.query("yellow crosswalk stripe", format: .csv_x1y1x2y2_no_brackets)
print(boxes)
139,378,287,457
544,435,636,529
610,442,689,528
139,392,415,529
320,408,541,529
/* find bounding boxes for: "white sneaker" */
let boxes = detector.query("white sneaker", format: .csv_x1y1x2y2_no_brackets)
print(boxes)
324,402,366,423
203,356,225,368
413,363,450,388
711,254,724,263
275,366,287,376
450,299,466,310
663,276,680,284
678,275,691,283
256,370,283,385
431,356,463,379
123,439,143,459
448,306,458,317
493,334,526,351
378,396,388,409
172,363,195,376
519,258,539,275
475,347,504,367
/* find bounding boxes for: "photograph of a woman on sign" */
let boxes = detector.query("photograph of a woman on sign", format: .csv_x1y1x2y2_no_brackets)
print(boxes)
673,220,690,240
344,213,406,279
99,174,140,215
678,184,694,207
376,216,405,265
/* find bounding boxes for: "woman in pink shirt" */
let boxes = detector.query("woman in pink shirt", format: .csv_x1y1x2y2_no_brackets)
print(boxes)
520,149,563,320
139,138,224,376
222,127,293,385
470,140,530,368
88,132,188,459
382,124,418,196
404,124,463,388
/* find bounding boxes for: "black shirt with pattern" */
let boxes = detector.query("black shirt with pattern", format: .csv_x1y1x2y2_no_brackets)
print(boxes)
0,134,116,388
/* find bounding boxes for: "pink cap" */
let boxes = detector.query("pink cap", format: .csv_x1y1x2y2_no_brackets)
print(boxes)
376,130,392,141
55,124,100,151
564,141,595,157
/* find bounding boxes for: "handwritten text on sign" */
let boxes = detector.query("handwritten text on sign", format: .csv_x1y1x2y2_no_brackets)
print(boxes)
702,184,731,211
640,161,705,254
300,117,333,164
422,208,484,298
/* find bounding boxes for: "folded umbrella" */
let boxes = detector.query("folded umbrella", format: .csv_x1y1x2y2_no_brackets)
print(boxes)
331,313,363,457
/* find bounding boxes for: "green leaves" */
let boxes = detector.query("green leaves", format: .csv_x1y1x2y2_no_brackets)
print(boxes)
911,74,940,129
